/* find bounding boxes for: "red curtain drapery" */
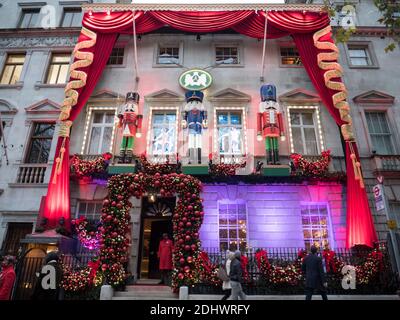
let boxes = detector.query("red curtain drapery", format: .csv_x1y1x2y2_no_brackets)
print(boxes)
42,9,377,247
293,32,377,248
42,32,117,229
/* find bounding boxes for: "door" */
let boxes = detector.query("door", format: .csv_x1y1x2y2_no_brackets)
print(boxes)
148,220,173,279
1,222,33,256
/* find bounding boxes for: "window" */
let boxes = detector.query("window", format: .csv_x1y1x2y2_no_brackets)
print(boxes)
61,8,82,27
76,201,103,223
157,46,180,65
0,54,25,85
215,46,239,65
218,202,247,251
301,203,331,250
289,110,320,155
107,47,125,65
46,53,70,84
217,111,243,155
365,111,394,155
389,202,400,229
87,111,116,154
151,111,177,155
280,47,302,66
19,9,40,28
1,223,33,256
26,123,55,163
348,46,370,66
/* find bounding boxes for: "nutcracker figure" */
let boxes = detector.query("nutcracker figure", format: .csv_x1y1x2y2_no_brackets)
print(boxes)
257,84,285,165
118,92,143,162
182,91,207,164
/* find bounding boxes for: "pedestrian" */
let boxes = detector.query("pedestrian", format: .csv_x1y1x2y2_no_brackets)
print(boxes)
301,245,328,301
220,250,235,300
31,251,63,300
228,250,246,300
157,233,173,285
0,255,16,300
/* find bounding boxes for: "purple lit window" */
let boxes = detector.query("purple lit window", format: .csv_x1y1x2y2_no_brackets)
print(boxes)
218,201,247,251
301,203,333,250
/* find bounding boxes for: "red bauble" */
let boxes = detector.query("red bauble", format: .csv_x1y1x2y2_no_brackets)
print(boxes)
187,205,193,211
182,217,187,223
184,266,190,273
134,176,139,182
179,258,185,265
178,239,184,245
186,222,192,227
191,244,197,250
103,199,110,206
187,256,193,263
116,203,123,209
178,273,184,280
185,235,191,241
184,245,191,251
111,201,116,206
173,214,179,220
106,215,113,221
101,264,108,271
178,222,184,227
117,195,124,201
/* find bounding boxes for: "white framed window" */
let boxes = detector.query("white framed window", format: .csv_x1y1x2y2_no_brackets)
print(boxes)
365,111,395,155
107,47,125,65
287,106,324,155
215,46,239,65
148,109,178,156
279,46,302,67
19,8,40,28
76,201,103,222
25,122,55,164
153,43,183,67
345,42,379,68
301,203,334,250
61,8,82,28
218,201,248,252
0,54,26,85
217,111,243,156
46,53,70,84
81,107,118,155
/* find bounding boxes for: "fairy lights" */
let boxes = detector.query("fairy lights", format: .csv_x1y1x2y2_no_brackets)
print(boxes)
81,106,118,155
287,105,325,154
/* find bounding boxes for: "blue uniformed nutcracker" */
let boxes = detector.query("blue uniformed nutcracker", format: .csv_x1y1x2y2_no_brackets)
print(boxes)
182,91,207,164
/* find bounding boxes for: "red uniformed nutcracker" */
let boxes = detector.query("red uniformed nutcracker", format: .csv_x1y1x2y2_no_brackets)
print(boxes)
257,84,285,164
118,92,143,162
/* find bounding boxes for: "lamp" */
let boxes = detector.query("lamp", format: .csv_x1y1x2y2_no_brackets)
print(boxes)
148,193,157,203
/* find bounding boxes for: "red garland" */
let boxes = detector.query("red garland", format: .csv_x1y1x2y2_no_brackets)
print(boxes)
254,248,384,286
138,154,178,175
73,171,205,291
290,150,331,177
209,161,246,176
70,153,111,179
71,217,101,250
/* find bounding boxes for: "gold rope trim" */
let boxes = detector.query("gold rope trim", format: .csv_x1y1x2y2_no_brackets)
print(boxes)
59,27,97,121
313,26,365,188
59,120,73,138
313,26,354,141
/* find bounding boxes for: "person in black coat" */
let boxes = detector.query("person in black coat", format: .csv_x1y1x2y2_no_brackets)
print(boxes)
228,250,246,300
31,251,63,300
301,246,328,301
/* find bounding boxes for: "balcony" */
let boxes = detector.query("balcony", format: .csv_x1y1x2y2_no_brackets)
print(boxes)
372,155,400,176
15,164,48,185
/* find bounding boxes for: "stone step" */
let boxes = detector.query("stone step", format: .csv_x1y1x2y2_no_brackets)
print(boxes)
188,294,400,300
135,279,162,285
112,296,178,300
114,291,177,298
122,285,172,293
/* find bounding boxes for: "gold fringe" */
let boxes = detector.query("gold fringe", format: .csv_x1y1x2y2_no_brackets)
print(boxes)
313,26,354,141
59,27,97,121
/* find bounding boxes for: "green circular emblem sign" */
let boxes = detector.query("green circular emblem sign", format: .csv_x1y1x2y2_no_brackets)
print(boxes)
179,69,213,91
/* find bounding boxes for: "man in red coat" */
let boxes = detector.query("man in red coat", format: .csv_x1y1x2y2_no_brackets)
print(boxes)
157,233,173,285
0,256,16,300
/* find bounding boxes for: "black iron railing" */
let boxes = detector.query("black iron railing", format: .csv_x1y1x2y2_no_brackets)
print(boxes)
191,244,399,295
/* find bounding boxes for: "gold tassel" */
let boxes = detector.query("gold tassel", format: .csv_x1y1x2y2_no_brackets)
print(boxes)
52,121,72,184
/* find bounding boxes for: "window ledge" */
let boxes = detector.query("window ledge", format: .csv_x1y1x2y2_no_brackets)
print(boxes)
152,64,183,68
105,64,127,69
35,82,66,89
279,64,303,68
214,64,244,68
0,82,24,90
8,183,49,188
348,65,379,69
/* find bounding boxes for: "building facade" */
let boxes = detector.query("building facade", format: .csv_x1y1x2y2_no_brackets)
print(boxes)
0,0,399,281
